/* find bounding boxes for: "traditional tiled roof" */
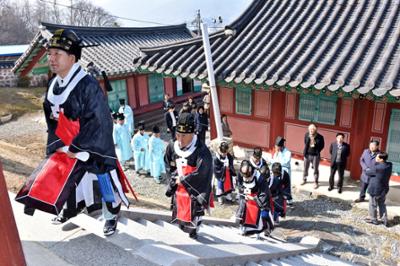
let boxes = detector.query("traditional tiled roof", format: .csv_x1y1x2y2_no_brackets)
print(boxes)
13,22,193,76
134,0,400,98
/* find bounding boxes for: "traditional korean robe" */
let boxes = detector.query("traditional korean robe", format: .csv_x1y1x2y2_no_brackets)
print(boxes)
114,123,133,163
148,135,166,179
143,133,151,172
214,153,235,196
236,172,272,236
164,135,213,235
16,63,130,216
119,104,134,136
132,132,147,171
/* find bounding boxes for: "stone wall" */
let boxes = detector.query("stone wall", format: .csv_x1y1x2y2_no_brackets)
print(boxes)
30,74,48,87
0,68,18,87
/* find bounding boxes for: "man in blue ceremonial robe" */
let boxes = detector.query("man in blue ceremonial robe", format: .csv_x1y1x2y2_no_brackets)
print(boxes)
149,125,166,183
114,113,133,168
131,124,147,173
118,99,134,136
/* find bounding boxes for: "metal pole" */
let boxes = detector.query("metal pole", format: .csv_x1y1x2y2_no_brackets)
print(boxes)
201,23,223,140
0,161,26,266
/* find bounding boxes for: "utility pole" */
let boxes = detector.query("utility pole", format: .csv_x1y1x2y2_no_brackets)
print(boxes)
195,10,201,36
70,0,73,25
201,23,223,140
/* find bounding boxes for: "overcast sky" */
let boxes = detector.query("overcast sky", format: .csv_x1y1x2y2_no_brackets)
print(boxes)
19,0,252,28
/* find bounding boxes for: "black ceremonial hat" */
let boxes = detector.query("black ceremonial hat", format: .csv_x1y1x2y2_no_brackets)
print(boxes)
117,113,125,120
275,136,286,147
152,125,160,133
176,113,195,134
46,29,83,59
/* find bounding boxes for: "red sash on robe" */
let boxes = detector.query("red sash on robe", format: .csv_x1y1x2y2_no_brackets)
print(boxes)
55,112,80,145
223,168,233,193
244,193,260,227
176,165,196,223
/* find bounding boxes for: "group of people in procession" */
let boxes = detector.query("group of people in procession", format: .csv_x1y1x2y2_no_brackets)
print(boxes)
15,28,393,244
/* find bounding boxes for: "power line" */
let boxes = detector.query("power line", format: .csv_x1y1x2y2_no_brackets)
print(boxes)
38,0,168,26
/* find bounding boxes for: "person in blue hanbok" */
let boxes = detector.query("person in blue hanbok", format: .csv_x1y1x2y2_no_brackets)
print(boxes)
131,124,147,173
111,112,118,145
271,136,292,205
148,125,166,183
118,99,134,136
114,113,133,167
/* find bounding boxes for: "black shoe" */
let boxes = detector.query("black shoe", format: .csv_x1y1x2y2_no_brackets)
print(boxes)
301,180,307,185
264,230,271,237
354,198,365,203
328,187,333,191
338,188,342,194
189,231,198,239
51,215,69,225
365,218,379,225
103,217,118,236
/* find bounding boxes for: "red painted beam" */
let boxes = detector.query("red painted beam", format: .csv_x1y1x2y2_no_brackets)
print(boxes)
0,162,26,266
20,48,46,77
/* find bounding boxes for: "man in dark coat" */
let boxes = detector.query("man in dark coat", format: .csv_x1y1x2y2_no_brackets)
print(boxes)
162,94,172,112
165,104,178,141
328,133,350,193
365,152,392,226
195,106,208,143
164,112,213,239
355,140,380,203
302,124,325,189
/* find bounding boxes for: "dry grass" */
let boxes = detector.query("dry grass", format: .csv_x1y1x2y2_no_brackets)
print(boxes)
0,87,45,117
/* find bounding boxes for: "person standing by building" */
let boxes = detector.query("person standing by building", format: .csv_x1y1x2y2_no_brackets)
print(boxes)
186,96,197,113
164,113,213,239
302,124,325,189
165,104,178,141
203,91,211,116
221,114,232,138
328,133,350,194
162,94,172,112
355,140,380,203
41,29,128,235
114,113,133,169
118,98,134,136
195,106,208,143
271,136,292,205
364,152,392,226
148,125,166,184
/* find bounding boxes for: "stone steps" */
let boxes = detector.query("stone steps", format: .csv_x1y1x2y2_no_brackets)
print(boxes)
10,191,354,266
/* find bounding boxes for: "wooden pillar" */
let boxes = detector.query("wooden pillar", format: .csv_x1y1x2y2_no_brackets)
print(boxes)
269,90,286,149
348,99,374,179
0,162,26,266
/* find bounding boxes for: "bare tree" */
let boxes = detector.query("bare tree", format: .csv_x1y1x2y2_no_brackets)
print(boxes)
0,0,119,45
71,0,119,27
0,0,33,44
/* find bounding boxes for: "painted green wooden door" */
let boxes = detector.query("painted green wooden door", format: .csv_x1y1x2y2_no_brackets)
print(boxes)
387,109,400,174
148,74,164,103
108,79,127,112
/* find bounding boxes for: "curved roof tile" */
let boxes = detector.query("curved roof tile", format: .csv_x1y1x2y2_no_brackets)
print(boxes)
134,0,400,98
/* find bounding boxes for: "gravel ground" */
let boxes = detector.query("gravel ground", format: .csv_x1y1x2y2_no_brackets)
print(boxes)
1,111,400,266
